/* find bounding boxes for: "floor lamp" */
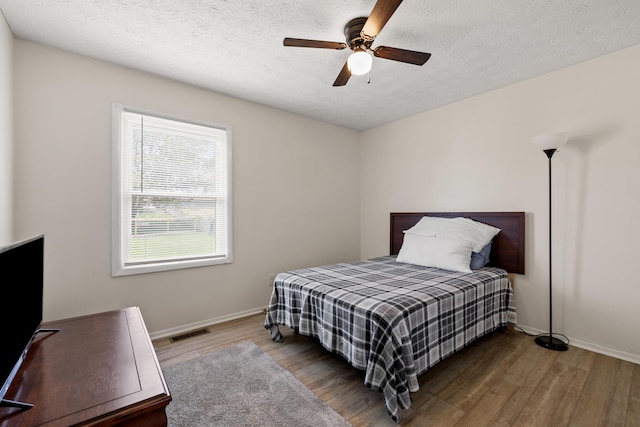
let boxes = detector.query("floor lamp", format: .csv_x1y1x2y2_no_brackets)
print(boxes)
532,132,569,351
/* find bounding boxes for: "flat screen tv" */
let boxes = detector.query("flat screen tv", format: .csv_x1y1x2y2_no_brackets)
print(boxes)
0,234,53,409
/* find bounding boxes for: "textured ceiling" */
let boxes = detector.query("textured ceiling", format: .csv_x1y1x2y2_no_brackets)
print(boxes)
1,0,640,131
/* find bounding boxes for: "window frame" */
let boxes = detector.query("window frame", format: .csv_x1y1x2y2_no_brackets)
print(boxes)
111,104,233,277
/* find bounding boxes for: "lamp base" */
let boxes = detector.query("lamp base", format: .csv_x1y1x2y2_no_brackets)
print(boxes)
535,335,568,351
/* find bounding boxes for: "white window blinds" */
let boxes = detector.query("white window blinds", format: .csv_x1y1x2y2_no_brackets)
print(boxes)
112,105,232,276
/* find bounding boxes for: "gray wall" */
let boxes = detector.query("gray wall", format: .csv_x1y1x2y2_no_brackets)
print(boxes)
4,8,639,362
360,44,640,362
0,12,12,244
12,40,360,335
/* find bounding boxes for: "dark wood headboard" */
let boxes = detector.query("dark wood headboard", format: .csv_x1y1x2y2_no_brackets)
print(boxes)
390,212,525,274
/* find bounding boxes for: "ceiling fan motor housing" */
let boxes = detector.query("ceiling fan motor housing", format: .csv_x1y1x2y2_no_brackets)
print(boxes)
344,17,372,50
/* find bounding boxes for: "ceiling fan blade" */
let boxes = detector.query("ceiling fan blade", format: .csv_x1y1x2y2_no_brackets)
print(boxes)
373,46,431,65
333,61,351,86
283,38,347,50
361,0,404,39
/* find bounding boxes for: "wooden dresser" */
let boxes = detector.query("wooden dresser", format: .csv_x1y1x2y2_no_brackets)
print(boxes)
0,307,171,426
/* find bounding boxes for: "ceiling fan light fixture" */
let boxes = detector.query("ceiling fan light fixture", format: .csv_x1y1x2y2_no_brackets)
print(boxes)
347,49,372,75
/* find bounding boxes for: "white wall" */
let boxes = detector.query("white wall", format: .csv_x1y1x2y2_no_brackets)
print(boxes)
10,26,640,363
360,44,640,362
13,40,361,335
0,11,12,245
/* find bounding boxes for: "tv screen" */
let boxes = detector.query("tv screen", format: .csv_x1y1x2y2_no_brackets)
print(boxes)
0,234,44,407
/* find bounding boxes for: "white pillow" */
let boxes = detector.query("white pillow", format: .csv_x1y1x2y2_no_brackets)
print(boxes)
404,216,500,253
396,234,473,273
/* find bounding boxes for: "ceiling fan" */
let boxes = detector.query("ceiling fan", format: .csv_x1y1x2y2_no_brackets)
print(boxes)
283,0,431,86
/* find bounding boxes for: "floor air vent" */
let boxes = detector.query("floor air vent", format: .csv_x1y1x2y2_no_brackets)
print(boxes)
169,328,210,342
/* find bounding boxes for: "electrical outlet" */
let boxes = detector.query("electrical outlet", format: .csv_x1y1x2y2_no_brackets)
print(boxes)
268,274,277,287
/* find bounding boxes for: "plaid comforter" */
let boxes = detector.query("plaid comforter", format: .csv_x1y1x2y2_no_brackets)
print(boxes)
264,256,517,422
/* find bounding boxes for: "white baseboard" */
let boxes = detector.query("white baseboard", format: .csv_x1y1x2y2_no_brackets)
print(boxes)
151,315,640,365
516,324,640,365
149,306,266,341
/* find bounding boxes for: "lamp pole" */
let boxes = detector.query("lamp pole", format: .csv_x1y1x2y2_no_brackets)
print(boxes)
534,148,568,351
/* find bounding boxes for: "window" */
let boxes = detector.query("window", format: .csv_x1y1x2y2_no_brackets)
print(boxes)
112,104,232,276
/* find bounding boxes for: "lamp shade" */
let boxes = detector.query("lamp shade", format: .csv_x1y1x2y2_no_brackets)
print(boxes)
532,132,569,151
347,49,373,75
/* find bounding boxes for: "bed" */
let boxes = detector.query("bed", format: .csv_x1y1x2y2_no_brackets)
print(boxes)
264,211,524,421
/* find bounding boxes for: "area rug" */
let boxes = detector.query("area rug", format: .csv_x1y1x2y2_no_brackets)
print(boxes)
162,340,352,427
